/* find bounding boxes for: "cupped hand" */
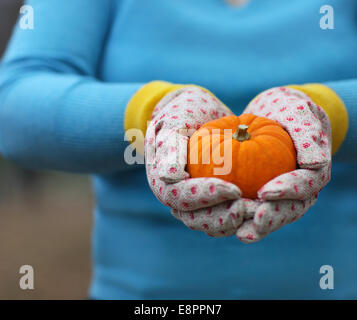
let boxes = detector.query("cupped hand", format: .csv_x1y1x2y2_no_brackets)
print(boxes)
145,87,241,213
145,86,332,243
236,87,332,243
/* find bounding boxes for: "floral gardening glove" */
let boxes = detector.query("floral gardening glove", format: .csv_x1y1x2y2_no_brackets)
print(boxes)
145,87,260,236
145,85,333,242
235,87,332,243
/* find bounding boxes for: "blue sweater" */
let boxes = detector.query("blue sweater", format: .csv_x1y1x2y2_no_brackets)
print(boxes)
1,0,357,299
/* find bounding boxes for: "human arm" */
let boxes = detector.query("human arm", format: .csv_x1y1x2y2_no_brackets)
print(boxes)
0,0,143,173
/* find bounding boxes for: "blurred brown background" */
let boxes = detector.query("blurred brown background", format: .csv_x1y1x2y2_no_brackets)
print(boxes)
0,0,93,299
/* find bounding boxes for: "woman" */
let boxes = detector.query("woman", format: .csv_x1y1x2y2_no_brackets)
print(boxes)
0,0,356,299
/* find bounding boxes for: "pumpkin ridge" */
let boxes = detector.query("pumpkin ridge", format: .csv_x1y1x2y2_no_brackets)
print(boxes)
248,117,281,133
211,138,227,172
211,131,242,174
254,135,296,169
255,130,296,160
251,126,293,145
204,115,239,131
245,138,271,168
236,139,266,197
247,138,284,194
250,124,285,135
238,113,257,126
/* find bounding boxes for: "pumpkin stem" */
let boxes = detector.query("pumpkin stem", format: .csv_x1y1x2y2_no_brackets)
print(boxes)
232,124,250,142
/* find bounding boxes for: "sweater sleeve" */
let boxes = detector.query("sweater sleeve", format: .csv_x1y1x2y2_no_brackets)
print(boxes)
0,0,143,173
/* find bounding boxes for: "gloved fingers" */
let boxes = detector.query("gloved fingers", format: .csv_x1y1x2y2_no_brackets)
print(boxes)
172,198,245,237
152,86,222,119
244,87,331,169
146,87,233,183
291,89,332,169
147,136,241,211
161,177,241,211
302,96,332,152
236,219,267,244
236,197,313,244
155,129,190,183
258,166,331,201
252,196,317,234
242,198,262,220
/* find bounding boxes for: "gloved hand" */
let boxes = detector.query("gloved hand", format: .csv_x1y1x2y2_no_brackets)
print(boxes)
145,86,258,236
236,86,332,242
145,85,332,242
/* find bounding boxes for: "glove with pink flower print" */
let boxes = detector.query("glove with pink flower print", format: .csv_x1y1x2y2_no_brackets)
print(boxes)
236,87,332,243
145,87,257,236
145,86,332,242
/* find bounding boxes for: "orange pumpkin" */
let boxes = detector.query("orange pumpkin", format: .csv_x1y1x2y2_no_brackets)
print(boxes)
187,113,297,199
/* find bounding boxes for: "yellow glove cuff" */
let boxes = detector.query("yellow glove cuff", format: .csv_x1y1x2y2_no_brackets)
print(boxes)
124,81,229,155
124,81,184,137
